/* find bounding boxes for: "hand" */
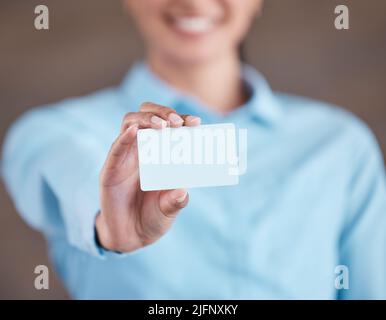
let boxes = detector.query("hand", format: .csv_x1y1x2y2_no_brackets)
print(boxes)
96,102,201,253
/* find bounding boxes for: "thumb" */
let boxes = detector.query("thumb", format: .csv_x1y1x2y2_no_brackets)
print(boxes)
159,189,189,217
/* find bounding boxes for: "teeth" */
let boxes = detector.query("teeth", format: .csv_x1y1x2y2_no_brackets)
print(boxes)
174,17,214,33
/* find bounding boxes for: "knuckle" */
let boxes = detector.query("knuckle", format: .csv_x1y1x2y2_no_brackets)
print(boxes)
145,111,157,122
164,210,179,220
124,111,136,119
139,101,154,110
161,106,176,114
109,140,118,153
161,204,181,219
121,114,137,130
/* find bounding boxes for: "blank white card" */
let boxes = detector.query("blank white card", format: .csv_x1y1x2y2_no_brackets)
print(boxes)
137,123,240,191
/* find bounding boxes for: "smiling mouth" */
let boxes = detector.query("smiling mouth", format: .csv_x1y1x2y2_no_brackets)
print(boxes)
166,15,218,36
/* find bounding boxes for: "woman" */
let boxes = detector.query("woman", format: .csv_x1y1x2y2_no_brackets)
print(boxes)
2,0,386,299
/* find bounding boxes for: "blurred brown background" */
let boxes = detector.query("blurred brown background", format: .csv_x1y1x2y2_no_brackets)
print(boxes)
0,0,385,299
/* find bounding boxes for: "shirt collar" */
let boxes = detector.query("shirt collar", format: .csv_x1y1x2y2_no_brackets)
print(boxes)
120,61,282,125
241,64,283,125
120,61,181,111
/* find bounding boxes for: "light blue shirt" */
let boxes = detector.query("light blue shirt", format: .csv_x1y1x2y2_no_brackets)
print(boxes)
2,63,386,299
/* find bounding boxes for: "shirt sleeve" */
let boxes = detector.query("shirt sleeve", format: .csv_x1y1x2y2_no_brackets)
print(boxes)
1,106,116,258
338,124,386,299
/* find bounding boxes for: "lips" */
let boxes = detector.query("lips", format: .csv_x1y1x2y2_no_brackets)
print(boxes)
174,16,214,33
167,15,218,35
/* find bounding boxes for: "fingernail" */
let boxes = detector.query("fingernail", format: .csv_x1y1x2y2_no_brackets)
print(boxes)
186,116,201,125
151,115,167,128
168,113,183,125
175,191,187,203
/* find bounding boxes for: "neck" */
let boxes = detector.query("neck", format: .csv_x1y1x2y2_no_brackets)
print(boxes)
146,51,248,114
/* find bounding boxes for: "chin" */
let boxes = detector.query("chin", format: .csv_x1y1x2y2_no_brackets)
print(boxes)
175,49,218,64
159,36,225,66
